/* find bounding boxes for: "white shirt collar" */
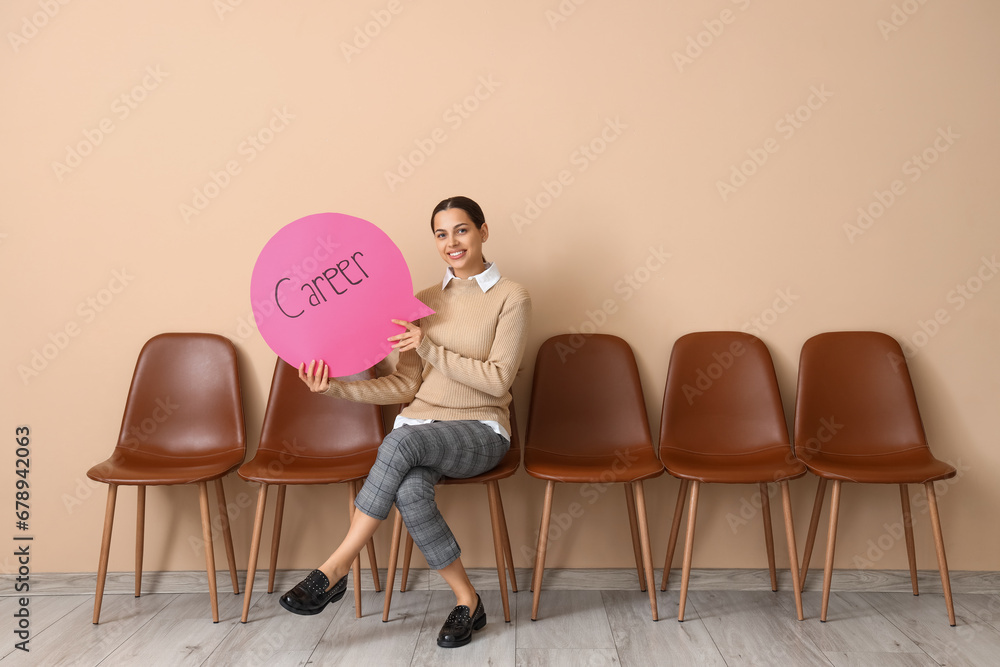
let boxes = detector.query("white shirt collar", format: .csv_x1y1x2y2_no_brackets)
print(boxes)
441,261,501,293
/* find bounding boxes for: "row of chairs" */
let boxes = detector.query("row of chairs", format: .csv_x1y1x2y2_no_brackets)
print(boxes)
527,331,956,626
88,333,520,625
88,330,957,628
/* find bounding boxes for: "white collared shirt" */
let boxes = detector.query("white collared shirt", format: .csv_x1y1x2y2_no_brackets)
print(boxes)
393,262,510,440
441,260,501,292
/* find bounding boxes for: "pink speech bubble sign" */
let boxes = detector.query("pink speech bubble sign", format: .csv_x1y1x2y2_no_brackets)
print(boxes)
250,212,435,377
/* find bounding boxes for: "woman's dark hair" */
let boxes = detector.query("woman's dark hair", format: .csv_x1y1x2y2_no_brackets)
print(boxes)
430,196,485,231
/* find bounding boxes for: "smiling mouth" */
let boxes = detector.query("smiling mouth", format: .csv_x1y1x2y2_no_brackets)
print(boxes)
448,250,467,259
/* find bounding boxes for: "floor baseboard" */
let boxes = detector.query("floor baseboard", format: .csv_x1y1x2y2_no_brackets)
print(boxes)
4,568,998,597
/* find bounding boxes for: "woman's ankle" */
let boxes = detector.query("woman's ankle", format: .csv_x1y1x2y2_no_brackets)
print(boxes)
318,564,348,589
455,588,478,610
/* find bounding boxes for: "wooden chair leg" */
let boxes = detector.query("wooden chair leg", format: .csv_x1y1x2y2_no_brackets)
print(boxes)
530,480,555,620
215,478,239,595
633,480,658,621
900,484,918,596
198,481,220,623
678,480,700,622
135,485,145,598
241,484,268,623
93,484,118,624
925,481,956,626
348,480,363,618
780,480,804,621
494,482,517,592
362,476,381,592
820,479,841,623
382,509,403,622
661,478,689,591
487,481,512,622
401,532,414,592
624,482,647,592
529,480,552,595
267,485,286,594
800,477,828,590
760,482,777,592
367,537,381,592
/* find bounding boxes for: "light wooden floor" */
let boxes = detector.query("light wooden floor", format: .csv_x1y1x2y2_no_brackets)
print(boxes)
3,571,999,666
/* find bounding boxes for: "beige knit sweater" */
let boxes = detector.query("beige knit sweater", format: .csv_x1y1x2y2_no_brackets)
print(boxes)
322,275,531,436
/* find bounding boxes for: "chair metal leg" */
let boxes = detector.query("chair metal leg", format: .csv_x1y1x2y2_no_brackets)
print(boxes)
900,484,918,596
633,480,658,621
367,537,381,592
93,484,118,624
494,483,517,592
267,485,286,594
348,480,363,618
780,480,804,621
198,481,220,623
760,482,777,592
624,482,647,591
924,481,956,626
401,532,414,592
661,478,689,591
241,484,268,623
800,477,828,590
487,481,512,622
215,478,239,595
135,485,145,598
820,479,841,622
678,480,700,622
382,509,403,622
530,480,555,620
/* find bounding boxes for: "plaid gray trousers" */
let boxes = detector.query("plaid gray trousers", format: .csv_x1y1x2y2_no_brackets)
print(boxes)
354,420,509,570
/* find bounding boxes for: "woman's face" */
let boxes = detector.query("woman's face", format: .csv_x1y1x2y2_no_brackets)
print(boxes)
433,207,488,279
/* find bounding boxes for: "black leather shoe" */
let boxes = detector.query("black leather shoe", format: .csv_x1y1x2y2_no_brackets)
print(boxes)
437,594,487,648
279,570,347,616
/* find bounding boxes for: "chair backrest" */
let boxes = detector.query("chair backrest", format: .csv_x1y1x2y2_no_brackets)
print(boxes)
256,358,385,457
115,333,245,458
660,331,790,456
525,334,652,456
794,331,927,458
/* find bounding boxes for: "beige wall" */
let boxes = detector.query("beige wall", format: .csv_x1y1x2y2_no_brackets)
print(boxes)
3,1,998,576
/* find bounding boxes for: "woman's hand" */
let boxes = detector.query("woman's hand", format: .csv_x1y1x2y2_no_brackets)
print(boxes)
388,319,423,352
298,360,330,393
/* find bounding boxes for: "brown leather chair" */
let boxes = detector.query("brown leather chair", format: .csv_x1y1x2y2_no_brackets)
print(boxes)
238,359,385,622
794,332,957,624
381,399,521,623
658,332,806,621
88,333,246,624
525,334,663,621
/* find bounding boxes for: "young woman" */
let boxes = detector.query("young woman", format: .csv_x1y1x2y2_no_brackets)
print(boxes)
284,196,531,649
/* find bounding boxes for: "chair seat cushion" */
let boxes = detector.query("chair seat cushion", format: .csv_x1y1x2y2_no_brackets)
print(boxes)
524,447,663,483
238,449,378,484
87,447,245,485
795,446,956,484
660,445,806,483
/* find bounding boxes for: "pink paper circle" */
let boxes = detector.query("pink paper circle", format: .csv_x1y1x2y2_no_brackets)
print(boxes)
250,213,435,376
